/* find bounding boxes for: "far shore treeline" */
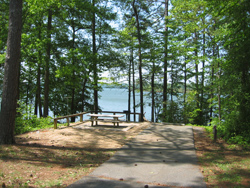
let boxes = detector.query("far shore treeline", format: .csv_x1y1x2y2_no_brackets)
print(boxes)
0,0,250,145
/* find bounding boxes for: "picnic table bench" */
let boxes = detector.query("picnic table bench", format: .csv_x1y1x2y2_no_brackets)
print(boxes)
88,114,124,126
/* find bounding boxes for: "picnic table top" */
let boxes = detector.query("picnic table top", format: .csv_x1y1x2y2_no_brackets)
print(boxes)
87,114,124,118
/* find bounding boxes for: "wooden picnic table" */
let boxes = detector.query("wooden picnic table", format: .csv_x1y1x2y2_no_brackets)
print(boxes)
88,114,124,126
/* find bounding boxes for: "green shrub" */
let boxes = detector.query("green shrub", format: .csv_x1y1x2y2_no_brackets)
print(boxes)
228,135,250,147
209,115,250,147
15,102,53,135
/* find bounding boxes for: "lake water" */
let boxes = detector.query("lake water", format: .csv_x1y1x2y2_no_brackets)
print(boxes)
56,87,152,122
99,87,151,121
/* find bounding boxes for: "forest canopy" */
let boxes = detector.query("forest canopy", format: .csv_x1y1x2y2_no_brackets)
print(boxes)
0,0,250,144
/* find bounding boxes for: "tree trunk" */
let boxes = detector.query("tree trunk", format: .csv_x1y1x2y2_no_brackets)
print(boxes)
171,62,175,122
210,44,215,124
217,46,221,123
0,0,22,144
194,31,199,109
183,56,187,124
128,46,133,122
71,24,76,122
163,0,169,121
132,47,136,122
35,19,42,117
71,88,75,122
201,18,205,115
194,30,201,125
35,63,42,117
81,77,88,112
132,0,143,122
92,0,98,114
151,58,155,122
170,63,173,103
44,9,52,117
38,57,42,117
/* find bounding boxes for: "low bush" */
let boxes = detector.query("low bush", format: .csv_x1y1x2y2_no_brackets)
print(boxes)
15,102,53,135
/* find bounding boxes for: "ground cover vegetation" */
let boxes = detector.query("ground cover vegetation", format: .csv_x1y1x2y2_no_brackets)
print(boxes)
0,124,249,187
193,126,250,187
0,0,250,146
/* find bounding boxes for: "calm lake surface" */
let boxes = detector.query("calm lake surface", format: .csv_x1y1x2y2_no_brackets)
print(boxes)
55,87,152,122
99,87,151,121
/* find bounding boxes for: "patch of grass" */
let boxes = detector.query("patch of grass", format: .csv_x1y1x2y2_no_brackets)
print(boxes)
226,144,237,150
193,126,250,187
217,172,242,183
200,151,250,187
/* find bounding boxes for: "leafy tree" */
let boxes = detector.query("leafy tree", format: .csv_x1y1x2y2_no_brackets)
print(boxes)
114,19,137,121
132,0,144,121
207,0,250,140
165,0,210,125
162,0,169,121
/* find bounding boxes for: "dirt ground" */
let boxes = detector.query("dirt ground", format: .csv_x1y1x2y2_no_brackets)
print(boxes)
1,122,249,187
193,126,250,187
0,121,151,188
15,121,151,149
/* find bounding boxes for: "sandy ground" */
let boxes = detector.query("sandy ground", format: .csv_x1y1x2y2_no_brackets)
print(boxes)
15,121,151,149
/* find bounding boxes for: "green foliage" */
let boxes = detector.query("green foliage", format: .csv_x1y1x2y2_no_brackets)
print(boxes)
228,135,250,148
188,108,202,124
0,53,5,64
183,91,201,124
160,101,183,123
15,102,53,135
203,125,213,134
208,115,250,147
1,0,250,146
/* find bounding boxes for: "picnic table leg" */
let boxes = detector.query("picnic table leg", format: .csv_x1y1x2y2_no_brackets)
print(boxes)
95,117,98,126
91,117,94,126
114,117,119,126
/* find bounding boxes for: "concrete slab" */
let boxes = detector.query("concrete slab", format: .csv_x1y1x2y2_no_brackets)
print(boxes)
67,176,168,188
67,124,206,188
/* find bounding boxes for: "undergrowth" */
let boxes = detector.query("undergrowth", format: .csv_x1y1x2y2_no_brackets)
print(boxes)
188,124,250,148
15,102,54,135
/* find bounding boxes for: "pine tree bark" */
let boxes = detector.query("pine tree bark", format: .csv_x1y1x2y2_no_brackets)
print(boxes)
210,44,215,124
81,77,88,112
92,0,98,114
132,47,136,122
163,0,169,121
128,47,132,122
200,18,206,117
36,19,43,117
184,56,187,124
151,57,155,122
217,47,221,123
44,9,52,117
132,0,144,122
194,30,201,125
0,0,22,144
71,24,76,122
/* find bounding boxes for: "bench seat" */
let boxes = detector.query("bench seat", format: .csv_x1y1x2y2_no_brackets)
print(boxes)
90,118,121,126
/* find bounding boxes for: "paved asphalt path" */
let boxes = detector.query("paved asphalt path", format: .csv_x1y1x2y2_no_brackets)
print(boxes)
67,124,206,188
